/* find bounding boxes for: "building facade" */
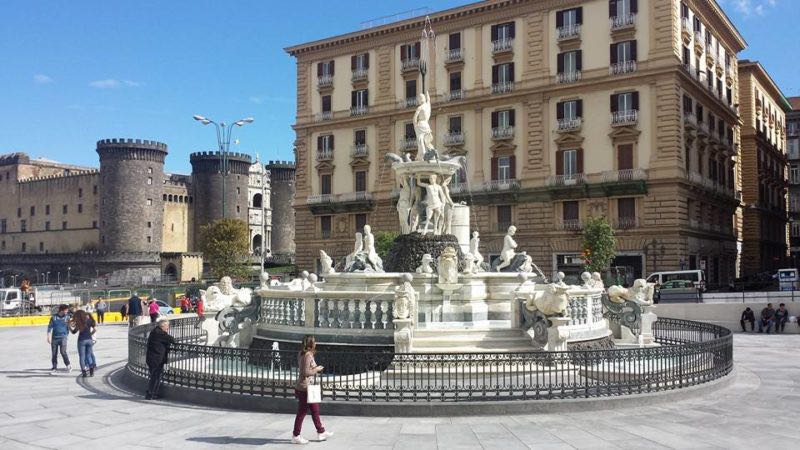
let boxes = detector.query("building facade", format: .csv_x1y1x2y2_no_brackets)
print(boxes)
787,97,800,267
287,0,746,286
248,157,272,258
737,61,790,276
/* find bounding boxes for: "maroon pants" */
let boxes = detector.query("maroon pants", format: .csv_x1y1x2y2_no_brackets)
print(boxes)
293,389,325,436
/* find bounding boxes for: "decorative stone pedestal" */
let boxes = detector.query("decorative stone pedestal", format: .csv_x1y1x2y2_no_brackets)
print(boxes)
546,317,571,352
640,306,657,346
394,318,413,353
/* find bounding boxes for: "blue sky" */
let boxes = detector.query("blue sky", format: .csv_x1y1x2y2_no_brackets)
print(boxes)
1,0,797,173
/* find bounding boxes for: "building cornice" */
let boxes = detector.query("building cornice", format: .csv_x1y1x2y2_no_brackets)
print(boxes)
738,60,791,112
687,0,746,53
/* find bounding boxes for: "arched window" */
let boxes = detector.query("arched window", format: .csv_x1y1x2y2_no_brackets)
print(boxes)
252,234,263,255
168,194,173,202
163,194,167,201
253,193,263,208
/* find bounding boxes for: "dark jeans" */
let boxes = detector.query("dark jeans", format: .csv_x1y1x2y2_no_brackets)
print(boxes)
51,337,70,368
77,339,96,371
776,319,787,332
96,311,105,323
293,389,325,437
146,363,164,397
150,313,159,323
740,319,754,331
758,319,774,333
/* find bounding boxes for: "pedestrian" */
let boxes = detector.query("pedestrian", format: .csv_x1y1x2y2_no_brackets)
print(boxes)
775,303,790,333
120,303,128,322
291,335,333,444
740,307,755,332
95,300,108,324
47,304,72,375
148,297,160,323
758,303,776,333
180,295,191,314
145,318,175,400
69,310,97,377
127,293,142,328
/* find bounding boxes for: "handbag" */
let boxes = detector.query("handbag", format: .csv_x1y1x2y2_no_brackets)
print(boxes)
306,376,322,404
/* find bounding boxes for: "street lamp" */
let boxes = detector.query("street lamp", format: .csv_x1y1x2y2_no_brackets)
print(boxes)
193,114,255,218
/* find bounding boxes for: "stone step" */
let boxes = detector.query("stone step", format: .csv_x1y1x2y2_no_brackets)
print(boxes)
413,328,524,340
411,328,535,353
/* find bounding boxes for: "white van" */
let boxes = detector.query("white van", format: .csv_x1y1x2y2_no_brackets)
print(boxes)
646,270,706,292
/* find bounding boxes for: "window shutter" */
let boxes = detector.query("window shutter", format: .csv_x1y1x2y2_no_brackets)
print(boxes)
492,65,499,84
576,7,583,24
330,60,334,75
401,45,408,60
557,53,564,73
490,24,498,41
414,42,421,57
491,157,499,181
610,94,619,113
509,22,515,38
351,91,357,107
491,111,499,128
576,99,583,117
509,155,516,179
556,151,564,175
631,0,638,14
317,63,323,77
576,51,582,71
363,90,368,106
618,144,633,170
609,0,617,17
317,136,323,149
631,40,638,61
632,92,640,110
509,63,515,82
556,102,565,120
364,53,369,68
351,55,356,70
509,109,516,127
576,149,584,174
610,43,618,64
556,11,564,28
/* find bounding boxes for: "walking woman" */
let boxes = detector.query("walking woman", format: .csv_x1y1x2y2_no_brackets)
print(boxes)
148,297,159,323
291,336,333,444
69,310,97,377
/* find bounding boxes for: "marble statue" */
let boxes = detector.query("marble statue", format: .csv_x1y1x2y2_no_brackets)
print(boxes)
463,252,476,274
495,225,518,272
319,250,336,275
607,279,655,306
259,271,270,290
345,232,364,267
416,254,434,274
363,225,384,271
396,175,415,234
393,274,417,320
417,174,446,234
439,176,455,235
413,91,436,161
437,246,459,285
520,253,534,273
581,271,593,288
469,231,484,267
306,273,320,292
201,276,253,312
524,283,571,317
591,272,605,289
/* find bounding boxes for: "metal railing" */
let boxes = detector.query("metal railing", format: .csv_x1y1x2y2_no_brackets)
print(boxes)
611,110,638,127
610,60,636,75
557,117,582,132
317,75,333,88
447,89,465,101
308,192,373,204
400,137,417,151
445,48,463,63
482,179,520,191
491,38,514,53
694,32,704,50
547,173,587,187
400,97,418,109
601,168,647,183
401,58,420,72
126,317,733,403
350,105,368,116
491,126,514,140
557,24,581,41
351,144,368,158
610,13,636,30
316,149,333,161
557,219,584,231
443,132,465,146
491,81,514,94
613,216,639,230
351,68,368,82
681,17,691,35
315,111,332,122
556,71,581,84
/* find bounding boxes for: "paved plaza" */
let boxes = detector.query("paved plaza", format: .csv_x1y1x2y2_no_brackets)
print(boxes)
0,324,799,449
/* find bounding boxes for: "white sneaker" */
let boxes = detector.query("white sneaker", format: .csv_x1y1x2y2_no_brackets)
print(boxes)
291,436,309,445
318,431,334,441
50,369,58,375
67,365,73,373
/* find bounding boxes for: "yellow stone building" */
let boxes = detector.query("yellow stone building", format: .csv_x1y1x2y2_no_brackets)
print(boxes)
287,0,749,286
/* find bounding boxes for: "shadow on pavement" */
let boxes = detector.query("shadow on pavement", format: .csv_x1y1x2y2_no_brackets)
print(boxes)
186,436,291,445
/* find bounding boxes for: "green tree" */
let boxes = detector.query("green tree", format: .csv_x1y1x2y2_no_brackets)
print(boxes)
581,216,616,273
375,231,399,259
199,218,250,280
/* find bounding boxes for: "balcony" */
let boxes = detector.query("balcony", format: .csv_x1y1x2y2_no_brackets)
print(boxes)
557,24,581,41
445,48,463,64
316,149,333,161
350,105,368,116
694,32,704,53
400,137,417,151
400,97,418,109
681,17,692,43
547,173,587,187
610,60,637,75
315,111,332,122
317,74,333,89
308,191,374,214
557,219,583,232
601,168,647,183
705,43,716,66
556,71,582,84
447,89,466,101
611,110,638,127
482,179,520,192
401,58,420,73
610,13,636,31
557,117,582,133
491,38,514,54
491,126,514,140
443,132,465,147
491,81,514,94
321,230,332,239
308,194,332,204
350,144,368,158
613,217,639,230
683,112,697,128
351,68,368,83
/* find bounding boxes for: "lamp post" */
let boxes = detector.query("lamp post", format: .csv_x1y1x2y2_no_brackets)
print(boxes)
192,115,254,218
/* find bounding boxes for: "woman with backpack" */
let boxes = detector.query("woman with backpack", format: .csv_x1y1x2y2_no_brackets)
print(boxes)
69,310,97,377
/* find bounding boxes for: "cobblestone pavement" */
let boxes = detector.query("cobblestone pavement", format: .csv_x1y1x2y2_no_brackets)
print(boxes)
1,323,799,449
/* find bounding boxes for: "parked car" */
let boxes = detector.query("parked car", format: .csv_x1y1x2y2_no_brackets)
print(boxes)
154,300,174,316
646,270,706,292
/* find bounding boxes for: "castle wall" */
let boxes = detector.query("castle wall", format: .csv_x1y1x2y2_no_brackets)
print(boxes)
162,180,192,253
266,161,296,257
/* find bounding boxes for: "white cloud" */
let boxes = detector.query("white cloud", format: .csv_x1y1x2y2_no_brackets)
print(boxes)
722,0,778,16
33,74,53,84
88,78,142,89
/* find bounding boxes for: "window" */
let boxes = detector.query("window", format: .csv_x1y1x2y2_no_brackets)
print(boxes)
405,122,416,140
557,50,582,74
147,167,153,174
147,177,153,185
683,95,693,114
497,205,512,231
355,213,368,231
62,204,68,214
147,236,152,243
400,42,421,61
563,201,579,221
617,144,634,170
491,109,515,129
355,170,367,192
45,205,50,215
556,7,583,29
490,22,515,42
20,220,26,232
78,204,83,213
791,165,800,184
556,149,583,176
696,104,704,123
317,60,335,77
449,116,462,133
93,185,98,195
351,89,368,108
321,95,332,113
93,221,97,229
0,219,5,233
449,72,461,92
320,174,332,195
491,62,515,86
609,0,637,17
17,208,21,218
39,242,44,252
30,206,35,217
147,221,152,229
556,99,582,121
497,156,511,181
611,91,639,112
682,46,690,66
320,216,332,238
351,53,369,71
21,242,26,253
564,150,578,175
681,2,689,19
448,32,461,50
61,221,67,230
618,198,636,219
354,129,366,146
78,188,83,198
405,79,417,100
146,199,152,206
611,40,637,64
792,222,800,237
45,221,50,231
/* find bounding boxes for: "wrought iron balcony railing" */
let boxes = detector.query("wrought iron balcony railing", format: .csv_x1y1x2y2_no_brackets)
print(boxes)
557,24,581,41
491,38,514,54
611,110,638,127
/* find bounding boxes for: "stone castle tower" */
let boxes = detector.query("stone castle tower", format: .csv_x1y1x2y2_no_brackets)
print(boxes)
189,151,252,246
97,139,167,253
265,160,295,257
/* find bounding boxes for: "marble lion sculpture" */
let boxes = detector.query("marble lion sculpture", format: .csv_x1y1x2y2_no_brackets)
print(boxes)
606,279,655,306
523,283,571,316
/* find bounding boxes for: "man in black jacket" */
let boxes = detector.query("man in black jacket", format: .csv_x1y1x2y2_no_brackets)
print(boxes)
145,319,175,400
740,307,755,332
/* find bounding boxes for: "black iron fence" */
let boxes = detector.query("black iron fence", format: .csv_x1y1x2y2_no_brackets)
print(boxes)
127,317,732,402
